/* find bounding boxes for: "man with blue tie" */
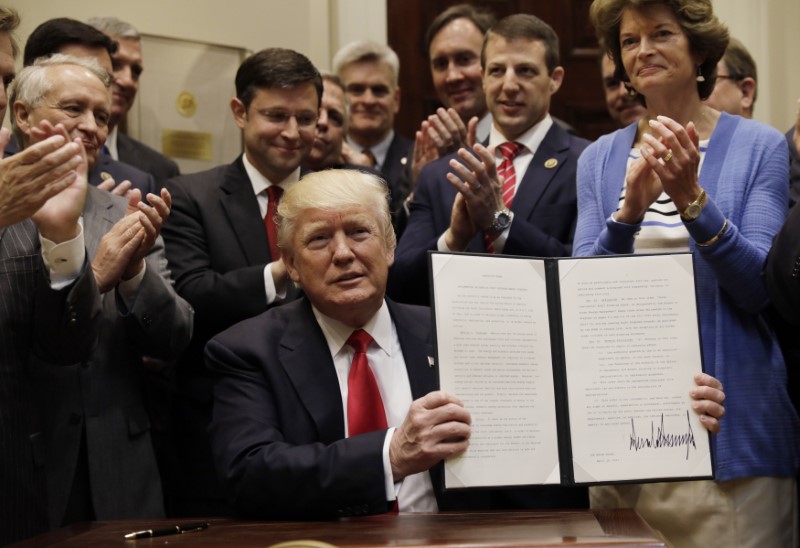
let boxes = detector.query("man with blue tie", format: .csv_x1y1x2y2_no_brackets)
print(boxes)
388,14,590,306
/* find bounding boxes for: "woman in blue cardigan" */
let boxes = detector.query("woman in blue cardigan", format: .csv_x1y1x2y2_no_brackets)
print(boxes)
579,0,799,546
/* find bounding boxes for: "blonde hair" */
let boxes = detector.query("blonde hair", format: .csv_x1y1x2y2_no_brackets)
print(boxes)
277,169,395,253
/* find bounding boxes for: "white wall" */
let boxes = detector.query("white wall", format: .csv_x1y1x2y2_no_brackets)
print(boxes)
712,0,800,132
5,0,385,74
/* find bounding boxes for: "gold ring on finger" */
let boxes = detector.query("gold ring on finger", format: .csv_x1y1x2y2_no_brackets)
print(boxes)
663,150,673,163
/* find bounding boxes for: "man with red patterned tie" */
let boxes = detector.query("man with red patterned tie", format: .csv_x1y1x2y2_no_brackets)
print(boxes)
206,169,727,519
388,14,590,306
160,48,321,516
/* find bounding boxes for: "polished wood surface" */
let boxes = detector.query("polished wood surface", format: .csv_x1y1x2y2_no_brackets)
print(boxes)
13,509,666,547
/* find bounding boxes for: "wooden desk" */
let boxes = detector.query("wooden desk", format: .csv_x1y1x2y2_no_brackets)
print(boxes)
12,509,666,547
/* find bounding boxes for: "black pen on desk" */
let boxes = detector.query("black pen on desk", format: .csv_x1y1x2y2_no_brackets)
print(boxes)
124,521,209,540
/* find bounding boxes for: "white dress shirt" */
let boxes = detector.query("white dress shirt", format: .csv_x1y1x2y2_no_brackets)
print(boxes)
312,300,438,512
241,152,300,305
347,130,395,170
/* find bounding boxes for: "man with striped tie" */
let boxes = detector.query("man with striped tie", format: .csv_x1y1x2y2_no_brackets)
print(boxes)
388,14,590,307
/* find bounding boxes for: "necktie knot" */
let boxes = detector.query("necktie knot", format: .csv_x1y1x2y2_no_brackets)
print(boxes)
362,149,377,168
346,329,372,354
266,185,283,202
497,141,523,162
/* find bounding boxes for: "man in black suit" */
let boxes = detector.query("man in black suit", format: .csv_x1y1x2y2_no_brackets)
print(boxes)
389,14,590,306
0,10,101,543
22,17,156,199
161,47,322,515
333,40,412,217
208,169,726,518
87,16,179,188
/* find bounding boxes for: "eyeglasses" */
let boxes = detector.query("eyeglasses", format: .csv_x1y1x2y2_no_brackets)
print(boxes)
258,110,318,128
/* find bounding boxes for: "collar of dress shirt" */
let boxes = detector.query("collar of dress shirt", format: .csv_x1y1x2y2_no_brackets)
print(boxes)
312,299,394,360
476,113,493,144
105,125,119,161
346,130,394,170
242,152,301,198
488,113,553,159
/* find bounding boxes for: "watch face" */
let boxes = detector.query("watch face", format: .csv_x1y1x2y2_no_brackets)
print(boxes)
686,205,700,218
496,212,511,229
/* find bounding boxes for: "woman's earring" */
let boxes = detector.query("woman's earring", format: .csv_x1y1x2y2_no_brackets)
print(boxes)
696,66,705,82
625,84,637,97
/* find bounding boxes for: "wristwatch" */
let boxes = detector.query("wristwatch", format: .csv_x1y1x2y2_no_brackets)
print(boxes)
488,208,514,232
680,189,707,221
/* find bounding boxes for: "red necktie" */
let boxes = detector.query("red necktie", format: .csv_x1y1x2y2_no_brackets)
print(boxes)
346,329,388,436
264,185,283,261
485,141,524,253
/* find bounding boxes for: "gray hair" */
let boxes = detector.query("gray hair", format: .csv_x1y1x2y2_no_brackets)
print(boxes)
11,54,111,141
86,16,140,40
277,169,395,254
332,40,400,87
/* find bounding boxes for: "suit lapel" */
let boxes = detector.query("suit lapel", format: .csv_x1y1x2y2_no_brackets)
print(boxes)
278,299,346,443
88,155,113,187
117,133,137,165
388,300,437,399
219,157,272,265
83,187,122,260
510,123,570,221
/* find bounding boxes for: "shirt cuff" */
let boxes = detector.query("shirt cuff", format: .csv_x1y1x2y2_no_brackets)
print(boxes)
382,427,399,503
437,233,452,252
39,218,86,290
116,260,147,308
265,262,285,304
487,224,512,254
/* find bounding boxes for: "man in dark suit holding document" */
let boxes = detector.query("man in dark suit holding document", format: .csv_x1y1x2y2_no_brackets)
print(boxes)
206,168,726,518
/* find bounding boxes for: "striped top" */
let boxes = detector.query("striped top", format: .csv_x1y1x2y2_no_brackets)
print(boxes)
618,141,709,253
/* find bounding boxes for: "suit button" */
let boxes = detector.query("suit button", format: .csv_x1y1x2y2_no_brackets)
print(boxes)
68,412,82,425
142,314,152,327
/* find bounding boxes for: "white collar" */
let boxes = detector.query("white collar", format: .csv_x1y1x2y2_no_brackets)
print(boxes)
242,152,301,196
488,113,553,157
313,300,394,359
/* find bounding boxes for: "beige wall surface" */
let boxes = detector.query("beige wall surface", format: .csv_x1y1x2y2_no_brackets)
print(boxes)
5,0,387,74
4,0,797,132
714,0,800,133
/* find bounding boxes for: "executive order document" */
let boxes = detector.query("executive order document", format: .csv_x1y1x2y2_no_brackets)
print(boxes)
430,252,712,489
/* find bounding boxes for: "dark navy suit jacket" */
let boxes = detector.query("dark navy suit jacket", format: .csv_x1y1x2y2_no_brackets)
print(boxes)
89,153,157,199
388,122,590,305
207,297,587,519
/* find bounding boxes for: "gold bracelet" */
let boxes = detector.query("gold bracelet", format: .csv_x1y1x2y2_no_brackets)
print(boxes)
696,218,729,247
